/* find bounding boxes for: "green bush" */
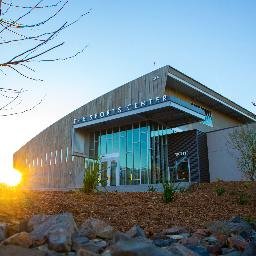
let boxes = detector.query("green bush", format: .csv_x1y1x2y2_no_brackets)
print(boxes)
83,161,100,193
215,187,225,196
162,181,176,203
238,193,250,205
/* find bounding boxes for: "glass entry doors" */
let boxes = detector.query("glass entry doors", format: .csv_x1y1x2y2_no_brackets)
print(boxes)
100,153,120,186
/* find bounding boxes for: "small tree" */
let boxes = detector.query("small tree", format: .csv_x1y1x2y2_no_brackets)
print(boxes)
229,125,256,181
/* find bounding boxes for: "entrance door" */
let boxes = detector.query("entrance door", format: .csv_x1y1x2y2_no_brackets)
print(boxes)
100,153,120,186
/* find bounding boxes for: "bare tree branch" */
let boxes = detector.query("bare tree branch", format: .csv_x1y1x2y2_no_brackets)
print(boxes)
0,0,90,116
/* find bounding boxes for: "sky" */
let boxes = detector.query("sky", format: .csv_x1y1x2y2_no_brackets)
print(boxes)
0,0,256,180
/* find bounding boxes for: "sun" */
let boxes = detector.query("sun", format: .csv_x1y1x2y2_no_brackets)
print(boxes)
0,169,22,187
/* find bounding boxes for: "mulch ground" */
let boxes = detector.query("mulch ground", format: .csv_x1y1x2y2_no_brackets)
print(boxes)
0,182,255,235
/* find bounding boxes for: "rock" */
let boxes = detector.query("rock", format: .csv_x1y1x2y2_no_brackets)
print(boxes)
73,238,107,254
107,239,175,256
77,248,99,256
126,225,146,238
28,214,51,232
48,227,72,252
224,252,242,256
6,219,28,237
186,245,210,256
0,223,6,241
2,231,33,248
241,241,256,256
79,218,114,240
0,244,46,256
29,213,77,247
202,235,220,245
167,233,189,240
37,244,76,256
193,229,211,238
72,232,90,252
112,231,131,243
206,244,222,254
153,237,175,247
162,226,188,235
167,243,201,256
180,236,201,246
228,235,249,251
207,218,253,237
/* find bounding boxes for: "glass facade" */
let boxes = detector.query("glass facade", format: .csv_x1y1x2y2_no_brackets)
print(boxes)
85,121,170,186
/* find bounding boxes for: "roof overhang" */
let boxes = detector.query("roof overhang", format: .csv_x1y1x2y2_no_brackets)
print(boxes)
167,72,256,123
73,96,205,131
72,96,206,157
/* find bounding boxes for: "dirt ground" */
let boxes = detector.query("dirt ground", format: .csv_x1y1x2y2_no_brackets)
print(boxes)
0,181,255,235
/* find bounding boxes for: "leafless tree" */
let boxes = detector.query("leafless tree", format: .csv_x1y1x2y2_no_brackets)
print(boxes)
0,0,90,116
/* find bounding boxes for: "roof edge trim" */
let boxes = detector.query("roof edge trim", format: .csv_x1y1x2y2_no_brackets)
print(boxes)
167,72,256,122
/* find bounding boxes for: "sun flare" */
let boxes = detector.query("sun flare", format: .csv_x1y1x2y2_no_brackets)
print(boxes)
0,169,22,187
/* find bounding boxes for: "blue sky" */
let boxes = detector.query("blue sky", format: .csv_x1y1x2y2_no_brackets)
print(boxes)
0,0,256,175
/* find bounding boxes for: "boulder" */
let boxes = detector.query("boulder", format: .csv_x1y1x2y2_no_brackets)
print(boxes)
28,214,51,232
6,219,28,237
107,239,176,256
0,244,45,256
29,212,77,248
77,248,99,256
74,239,107,254
126,225,146,238
112,231,131,243
167,243,201,256
162,226,188,235
241,241,256,256
78,218,114,240
207,217,253,236
153,237,175,247
180,236,201,246
48,227,72,252
228,235,249,251
1,231,33,248
0,223,6,242
193,229,211,238
72,232,90,252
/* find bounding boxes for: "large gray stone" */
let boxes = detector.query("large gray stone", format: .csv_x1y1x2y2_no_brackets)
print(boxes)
126,225,146,238
77,248,99,256
72,232,90,252
207,218,253,236
78,218,114,240
28,212,77,253
167,243,202,256
76,239,107,254
242,241,256,256
0,245,46,256
2,231,33,248
106,239,176,256
0,223,6,242
48,227,72,252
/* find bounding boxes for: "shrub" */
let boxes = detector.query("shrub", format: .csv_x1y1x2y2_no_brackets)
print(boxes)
162,181,176,203
83,161,100,193
228,126,256,181
216,187,225,196
238,193,250,205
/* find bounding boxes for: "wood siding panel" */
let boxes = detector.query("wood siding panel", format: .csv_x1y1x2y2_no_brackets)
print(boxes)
14,66,169,189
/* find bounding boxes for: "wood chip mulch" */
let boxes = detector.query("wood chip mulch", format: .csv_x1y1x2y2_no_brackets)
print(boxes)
0,181,255,235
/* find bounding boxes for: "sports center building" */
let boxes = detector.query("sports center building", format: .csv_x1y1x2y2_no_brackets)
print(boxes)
13,66,256,190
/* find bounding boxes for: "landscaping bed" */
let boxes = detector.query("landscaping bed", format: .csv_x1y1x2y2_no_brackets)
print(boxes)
0,181,255,235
